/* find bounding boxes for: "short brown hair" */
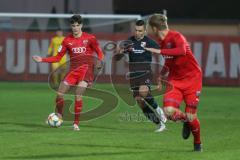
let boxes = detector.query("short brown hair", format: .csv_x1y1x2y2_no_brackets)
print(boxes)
148,14,168,30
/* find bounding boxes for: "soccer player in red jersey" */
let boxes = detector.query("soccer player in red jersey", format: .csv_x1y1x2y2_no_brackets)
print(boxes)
32,15,104,131
144,14,202,151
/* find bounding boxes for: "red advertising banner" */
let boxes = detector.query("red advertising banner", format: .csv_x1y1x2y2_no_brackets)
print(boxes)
0,32,240,86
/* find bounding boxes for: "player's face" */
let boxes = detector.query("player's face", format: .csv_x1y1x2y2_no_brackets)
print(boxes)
71,22,82,36
134,25,145,40
56,30,63,37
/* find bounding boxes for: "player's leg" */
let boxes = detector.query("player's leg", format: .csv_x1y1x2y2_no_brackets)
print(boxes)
163,87,186,122
182,73,202,151
59,62,67,83
184,93,202,151
55,81,70,116
131,85,160,126
139,85,167,123
136,85,165,132
135,95,161,125
73,80,88,130
51,63,60,86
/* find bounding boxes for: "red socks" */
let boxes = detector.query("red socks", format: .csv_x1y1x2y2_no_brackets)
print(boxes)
189,118,201,144
55,97,83,125
56,97,64,115
74,99,83,125
185,106,201,144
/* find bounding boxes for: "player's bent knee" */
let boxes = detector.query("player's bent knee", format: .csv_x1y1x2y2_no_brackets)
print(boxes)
139,85,149,98
75,95,82,101
135,96,143,104
186,113,197,122
57,92,64,98
185,105,198,122
77,81,88,88
135,96,142,102
163,106,176,116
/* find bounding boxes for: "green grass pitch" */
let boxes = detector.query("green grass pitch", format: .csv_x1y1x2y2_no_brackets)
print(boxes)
0,82,240,160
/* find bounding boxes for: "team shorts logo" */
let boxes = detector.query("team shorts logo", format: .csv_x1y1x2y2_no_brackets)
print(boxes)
72,47,87,54
167,42,172,48
196,91,201,97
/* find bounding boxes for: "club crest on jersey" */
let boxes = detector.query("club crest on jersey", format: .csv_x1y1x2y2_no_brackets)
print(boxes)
167,43,172,48
83,40,88,45
72,47,86,54
141,42,146,48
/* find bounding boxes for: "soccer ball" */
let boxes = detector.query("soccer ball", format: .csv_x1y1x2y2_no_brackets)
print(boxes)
47,113,63,127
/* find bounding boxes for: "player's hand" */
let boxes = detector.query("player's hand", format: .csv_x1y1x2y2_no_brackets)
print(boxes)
116,45,125,54
32,55,42,62
118,40,133,53
96,60,103,69
144,47,161,54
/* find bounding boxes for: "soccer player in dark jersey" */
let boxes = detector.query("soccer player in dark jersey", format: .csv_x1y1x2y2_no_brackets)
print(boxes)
33,15,104,131
145,14,202,151
115,20,167,132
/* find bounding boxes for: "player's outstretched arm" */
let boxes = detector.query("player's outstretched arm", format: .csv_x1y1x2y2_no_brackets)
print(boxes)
145,34,187,56
32,53,64,63
32,55,43,62
144,47,161,54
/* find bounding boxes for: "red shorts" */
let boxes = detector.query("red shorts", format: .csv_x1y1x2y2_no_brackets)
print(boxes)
163,72,202,108
63,64,94,86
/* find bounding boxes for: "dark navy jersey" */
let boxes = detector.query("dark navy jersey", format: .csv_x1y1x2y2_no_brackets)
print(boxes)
127,36,160,79
128,36,159,63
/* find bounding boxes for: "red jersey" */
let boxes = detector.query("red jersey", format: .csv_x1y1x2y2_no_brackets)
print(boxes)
42,32,104,71
158,30,201,80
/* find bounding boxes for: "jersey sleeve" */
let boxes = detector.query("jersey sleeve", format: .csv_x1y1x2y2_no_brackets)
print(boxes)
148,38,160,49
160,33,187,56
42,38,67,63
90,36,104,61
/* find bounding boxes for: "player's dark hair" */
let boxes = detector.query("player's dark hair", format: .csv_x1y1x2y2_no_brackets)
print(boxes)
135,20,145,27
148,14,168,30
70,15,82,24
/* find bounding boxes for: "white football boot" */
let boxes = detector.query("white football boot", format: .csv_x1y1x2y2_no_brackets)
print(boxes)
73,124,80,131
155,121,166,132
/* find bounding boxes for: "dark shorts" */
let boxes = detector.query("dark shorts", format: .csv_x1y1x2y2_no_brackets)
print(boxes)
129,70,153,97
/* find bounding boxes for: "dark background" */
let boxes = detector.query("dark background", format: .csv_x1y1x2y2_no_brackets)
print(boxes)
114,0,240,20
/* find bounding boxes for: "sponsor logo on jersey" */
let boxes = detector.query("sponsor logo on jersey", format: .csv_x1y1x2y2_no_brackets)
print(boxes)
72,47,86,54
132,48,145,54
163,55,174,59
